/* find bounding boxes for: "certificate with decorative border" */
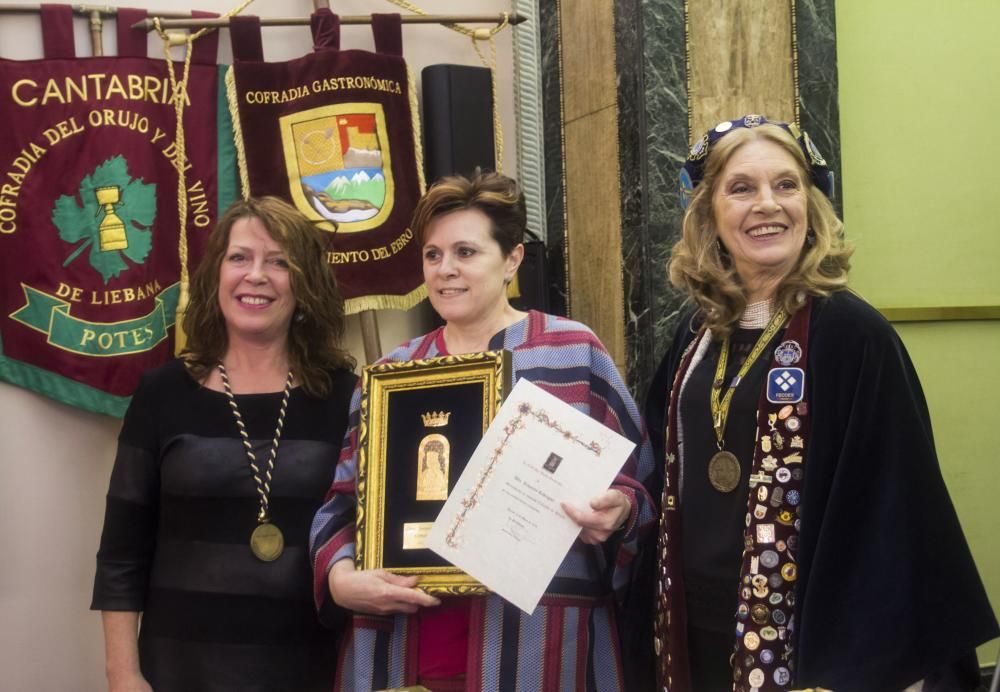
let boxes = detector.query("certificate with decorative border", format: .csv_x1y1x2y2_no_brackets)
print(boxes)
426,378,635,613
356,349,511,595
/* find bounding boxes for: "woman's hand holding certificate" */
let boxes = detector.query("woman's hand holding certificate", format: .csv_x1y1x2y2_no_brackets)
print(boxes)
561,488,631,545
425,379,636,614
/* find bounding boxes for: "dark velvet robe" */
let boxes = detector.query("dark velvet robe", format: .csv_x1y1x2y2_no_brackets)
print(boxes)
644,291,998,691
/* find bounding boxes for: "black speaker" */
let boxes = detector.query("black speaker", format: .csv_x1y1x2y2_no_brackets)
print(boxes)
421,66,549,314
421,64,496,183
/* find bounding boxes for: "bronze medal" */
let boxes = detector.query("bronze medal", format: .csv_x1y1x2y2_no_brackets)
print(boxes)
708,450,741,492
250,522,284,562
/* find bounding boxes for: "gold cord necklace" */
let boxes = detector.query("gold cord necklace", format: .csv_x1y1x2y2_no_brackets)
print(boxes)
218,363,293,562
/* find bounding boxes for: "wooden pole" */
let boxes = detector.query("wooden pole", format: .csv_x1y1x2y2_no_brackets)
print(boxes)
87,10,103,57
0,5,191,18
131,13,526,32
359,311,383,364
87,9,103,55
0,6,527,31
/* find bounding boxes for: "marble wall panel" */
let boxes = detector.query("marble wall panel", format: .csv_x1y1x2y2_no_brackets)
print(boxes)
796,0,843,213
540,0,567,316
636,0,690,401
615,0,654,395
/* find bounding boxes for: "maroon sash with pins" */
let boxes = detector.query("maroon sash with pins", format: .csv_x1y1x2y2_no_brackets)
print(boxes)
228,10,425,313
0,6,232,417
655,299,812,691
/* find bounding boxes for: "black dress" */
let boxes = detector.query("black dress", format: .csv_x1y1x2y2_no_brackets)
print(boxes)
678,328,779,691
92,359,356,692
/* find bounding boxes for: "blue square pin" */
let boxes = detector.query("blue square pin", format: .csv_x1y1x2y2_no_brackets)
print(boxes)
767,367,804,404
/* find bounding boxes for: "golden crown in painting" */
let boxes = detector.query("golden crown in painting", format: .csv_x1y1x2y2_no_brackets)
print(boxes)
421,411,451,428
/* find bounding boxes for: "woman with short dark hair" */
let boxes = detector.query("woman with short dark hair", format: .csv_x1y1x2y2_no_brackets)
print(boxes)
311,171,657,691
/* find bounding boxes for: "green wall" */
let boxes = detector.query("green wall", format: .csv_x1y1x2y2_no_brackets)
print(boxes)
836,0,1000,665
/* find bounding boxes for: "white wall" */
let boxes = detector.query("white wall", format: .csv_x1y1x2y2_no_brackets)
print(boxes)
0,1,516,688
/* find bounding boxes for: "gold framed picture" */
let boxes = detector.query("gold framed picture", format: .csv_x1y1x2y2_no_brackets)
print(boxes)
356,349,511,595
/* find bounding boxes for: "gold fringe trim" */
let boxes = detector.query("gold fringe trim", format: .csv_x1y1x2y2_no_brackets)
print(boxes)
226,66,251,200
344,283,427,315
407,63,427,193
555,0,570,317
790,0,801,127
684,0,692,143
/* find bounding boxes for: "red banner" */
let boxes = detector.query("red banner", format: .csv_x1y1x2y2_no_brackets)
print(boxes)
228,11,426,313
0,6,236,416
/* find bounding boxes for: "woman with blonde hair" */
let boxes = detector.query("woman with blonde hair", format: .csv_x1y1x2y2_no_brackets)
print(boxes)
645,116,997,691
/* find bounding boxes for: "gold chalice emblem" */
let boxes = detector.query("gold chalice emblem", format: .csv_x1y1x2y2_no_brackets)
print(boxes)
95,186,128,251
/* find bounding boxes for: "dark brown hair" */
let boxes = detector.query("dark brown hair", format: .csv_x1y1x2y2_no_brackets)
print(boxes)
182,196,354,395
410,170,526,256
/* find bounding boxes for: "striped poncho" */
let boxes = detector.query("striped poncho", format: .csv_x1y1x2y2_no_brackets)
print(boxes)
310,310,656,691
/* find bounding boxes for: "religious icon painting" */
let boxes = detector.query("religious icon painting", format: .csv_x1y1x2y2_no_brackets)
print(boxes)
356,349,511,595
416,411,451,501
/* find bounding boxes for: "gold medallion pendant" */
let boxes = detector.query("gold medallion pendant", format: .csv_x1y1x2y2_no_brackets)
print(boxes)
218,364,294,565
707,310,788,495
250,522,284,562
708,450,741,492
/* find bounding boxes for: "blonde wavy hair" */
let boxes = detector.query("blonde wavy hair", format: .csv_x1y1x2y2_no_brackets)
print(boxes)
669,124,853,338
182,196,354,396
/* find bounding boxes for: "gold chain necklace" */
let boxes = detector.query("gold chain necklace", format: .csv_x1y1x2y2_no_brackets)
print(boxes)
706,308,788,492
218,363,293,562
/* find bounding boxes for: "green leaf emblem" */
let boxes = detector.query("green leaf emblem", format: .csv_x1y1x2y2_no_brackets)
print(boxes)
52,156,157,284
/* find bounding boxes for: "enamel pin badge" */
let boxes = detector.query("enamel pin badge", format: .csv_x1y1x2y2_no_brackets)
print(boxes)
767,368,804,404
